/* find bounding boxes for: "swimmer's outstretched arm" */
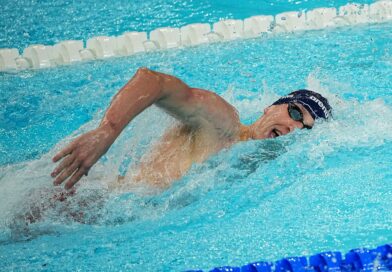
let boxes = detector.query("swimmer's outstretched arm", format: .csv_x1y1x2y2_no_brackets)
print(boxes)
51,67,241,189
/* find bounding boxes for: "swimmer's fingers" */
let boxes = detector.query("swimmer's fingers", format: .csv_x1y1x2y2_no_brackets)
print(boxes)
53,160,79,186
52,143,75,163
51,154,75,178
65,167,88,190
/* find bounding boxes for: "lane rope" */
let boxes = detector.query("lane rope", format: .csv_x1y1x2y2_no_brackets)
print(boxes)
187,244,392,272
0,1,391,71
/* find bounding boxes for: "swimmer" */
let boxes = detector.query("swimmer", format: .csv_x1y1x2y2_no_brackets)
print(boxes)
51,68,332,190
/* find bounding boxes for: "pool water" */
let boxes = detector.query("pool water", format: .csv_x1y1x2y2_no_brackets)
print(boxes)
1,0,374,50
1,1,392,271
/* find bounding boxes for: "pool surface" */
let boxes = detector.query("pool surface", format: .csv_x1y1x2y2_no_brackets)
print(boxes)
0,0,391,271
1,0,374,50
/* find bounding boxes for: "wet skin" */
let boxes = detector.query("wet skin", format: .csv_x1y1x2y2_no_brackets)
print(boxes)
51,68,314,190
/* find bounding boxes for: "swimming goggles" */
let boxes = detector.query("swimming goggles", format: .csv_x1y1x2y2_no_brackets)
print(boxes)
288,102,312,129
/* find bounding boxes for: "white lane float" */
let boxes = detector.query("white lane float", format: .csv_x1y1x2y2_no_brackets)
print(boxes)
1,1,391,72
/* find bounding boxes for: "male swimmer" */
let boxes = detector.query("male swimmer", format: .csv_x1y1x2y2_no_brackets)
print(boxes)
51,68,332,190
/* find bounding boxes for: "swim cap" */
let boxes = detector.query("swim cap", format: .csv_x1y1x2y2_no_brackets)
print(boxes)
272,89,332,120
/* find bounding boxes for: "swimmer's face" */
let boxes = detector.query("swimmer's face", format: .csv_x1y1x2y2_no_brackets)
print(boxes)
252,103,315,139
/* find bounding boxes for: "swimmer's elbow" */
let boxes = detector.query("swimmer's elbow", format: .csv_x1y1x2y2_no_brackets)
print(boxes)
134,67,191,104
136,67,162,82
136,67,164,87
136,67,152,75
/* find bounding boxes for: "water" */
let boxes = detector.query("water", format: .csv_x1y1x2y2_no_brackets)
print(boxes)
1,2,392,272
1,0,374,50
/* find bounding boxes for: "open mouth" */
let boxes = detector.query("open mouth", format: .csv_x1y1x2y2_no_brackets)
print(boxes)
271,128,281,138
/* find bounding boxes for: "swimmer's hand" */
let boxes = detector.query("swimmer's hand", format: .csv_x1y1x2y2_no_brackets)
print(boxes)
51,125,117,189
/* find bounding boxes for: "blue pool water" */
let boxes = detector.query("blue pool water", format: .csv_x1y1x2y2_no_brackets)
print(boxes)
1,0,374,50
1,1,392,271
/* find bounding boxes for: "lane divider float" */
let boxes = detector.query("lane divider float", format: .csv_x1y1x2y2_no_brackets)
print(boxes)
187,243,392,272
0,1,391,71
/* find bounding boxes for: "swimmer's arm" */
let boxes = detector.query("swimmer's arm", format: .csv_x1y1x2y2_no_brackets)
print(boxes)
52,67,240,189
155,76,241,137
100,67,241,136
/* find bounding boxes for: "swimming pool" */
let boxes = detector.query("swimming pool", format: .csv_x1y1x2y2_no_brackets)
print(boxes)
1,0,391,271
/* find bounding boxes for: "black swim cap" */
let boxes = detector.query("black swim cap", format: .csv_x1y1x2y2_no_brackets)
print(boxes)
272,89,332,120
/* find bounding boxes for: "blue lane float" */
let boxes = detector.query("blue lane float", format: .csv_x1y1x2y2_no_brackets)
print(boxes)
187,244,392,272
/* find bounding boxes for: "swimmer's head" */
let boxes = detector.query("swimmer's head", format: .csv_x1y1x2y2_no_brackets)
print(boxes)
248,89,332,139
271,89,332,120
